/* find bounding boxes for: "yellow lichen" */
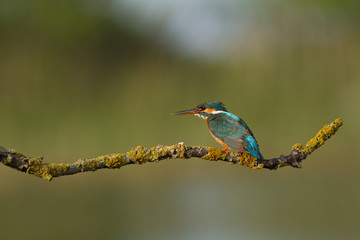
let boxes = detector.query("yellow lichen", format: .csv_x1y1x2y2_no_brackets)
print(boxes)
26,157,54,180
40,164,53,180
102,153,127,168
149,145,171,161
254,163,265,169
173,143,186,158
3,155,13,165
302,118,343,155
292,143,303,150
277,161,287,168
84,160,100,169
237,153,256,168
236,153,265,169
202,147,226,161
14,152,26,158
26,158,43,174
127,146,148,164
49,163,68,175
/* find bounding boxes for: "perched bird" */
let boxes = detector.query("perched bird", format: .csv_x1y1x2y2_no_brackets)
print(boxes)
173,101,263,159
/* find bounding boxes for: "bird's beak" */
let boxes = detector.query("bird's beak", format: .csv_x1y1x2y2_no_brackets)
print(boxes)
173,108,199,115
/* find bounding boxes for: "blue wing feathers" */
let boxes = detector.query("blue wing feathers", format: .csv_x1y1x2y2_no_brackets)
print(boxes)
208,113,263,159
243,135,263,159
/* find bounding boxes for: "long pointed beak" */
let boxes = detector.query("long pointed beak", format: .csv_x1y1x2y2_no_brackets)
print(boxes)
173,108,199,115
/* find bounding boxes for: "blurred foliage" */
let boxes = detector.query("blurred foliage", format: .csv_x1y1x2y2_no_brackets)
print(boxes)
0,0,359,240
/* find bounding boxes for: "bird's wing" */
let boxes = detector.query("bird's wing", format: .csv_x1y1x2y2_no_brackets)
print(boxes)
208,116,250,152
236,117,253,136
208,115,263,159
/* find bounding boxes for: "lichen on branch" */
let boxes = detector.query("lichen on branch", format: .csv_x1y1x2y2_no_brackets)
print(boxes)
0,118,343,181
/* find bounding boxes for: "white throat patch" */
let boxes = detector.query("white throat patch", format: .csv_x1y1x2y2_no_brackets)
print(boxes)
194,114,207,120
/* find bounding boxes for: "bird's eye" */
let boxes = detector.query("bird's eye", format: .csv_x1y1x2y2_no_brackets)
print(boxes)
198,106,205,111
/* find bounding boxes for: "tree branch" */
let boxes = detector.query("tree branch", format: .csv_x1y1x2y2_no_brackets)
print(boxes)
0,118,343,181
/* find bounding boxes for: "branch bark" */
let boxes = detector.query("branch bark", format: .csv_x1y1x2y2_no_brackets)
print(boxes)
0,118,343,181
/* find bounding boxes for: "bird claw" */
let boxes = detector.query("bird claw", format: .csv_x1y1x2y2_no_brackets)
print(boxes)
222,148,229,154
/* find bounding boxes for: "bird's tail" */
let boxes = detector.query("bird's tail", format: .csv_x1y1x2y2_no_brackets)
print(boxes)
244,135,264,159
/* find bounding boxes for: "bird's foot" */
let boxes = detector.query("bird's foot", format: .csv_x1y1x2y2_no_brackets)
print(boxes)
222,148,229,154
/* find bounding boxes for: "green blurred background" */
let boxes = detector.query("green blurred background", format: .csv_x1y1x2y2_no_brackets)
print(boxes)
0,0,359,239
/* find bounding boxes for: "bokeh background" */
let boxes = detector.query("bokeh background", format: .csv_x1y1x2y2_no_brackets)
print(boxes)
0,0,359,239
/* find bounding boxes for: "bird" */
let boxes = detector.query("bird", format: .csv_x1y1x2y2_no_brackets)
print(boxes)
173,101,263,159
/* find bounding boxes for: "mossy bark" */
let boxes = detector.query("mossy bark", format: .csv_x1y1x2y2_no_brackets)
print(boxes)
0,118,343,181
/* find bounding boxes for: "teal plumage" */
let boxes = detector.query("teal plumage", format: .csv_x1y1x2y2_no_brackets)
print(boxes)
174,101,263,159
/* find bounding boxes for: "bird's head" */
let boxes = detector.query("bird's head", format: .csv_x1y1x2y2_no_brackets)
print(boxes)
173,101,227,119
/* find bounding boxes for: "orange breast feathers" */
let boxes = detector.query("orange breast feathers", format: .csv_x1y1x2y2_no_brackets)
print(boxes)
206,118,230,148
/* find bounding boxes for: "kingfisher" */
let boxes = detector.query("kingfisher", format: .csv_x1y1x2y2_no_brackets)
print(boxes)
173,101,263,159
